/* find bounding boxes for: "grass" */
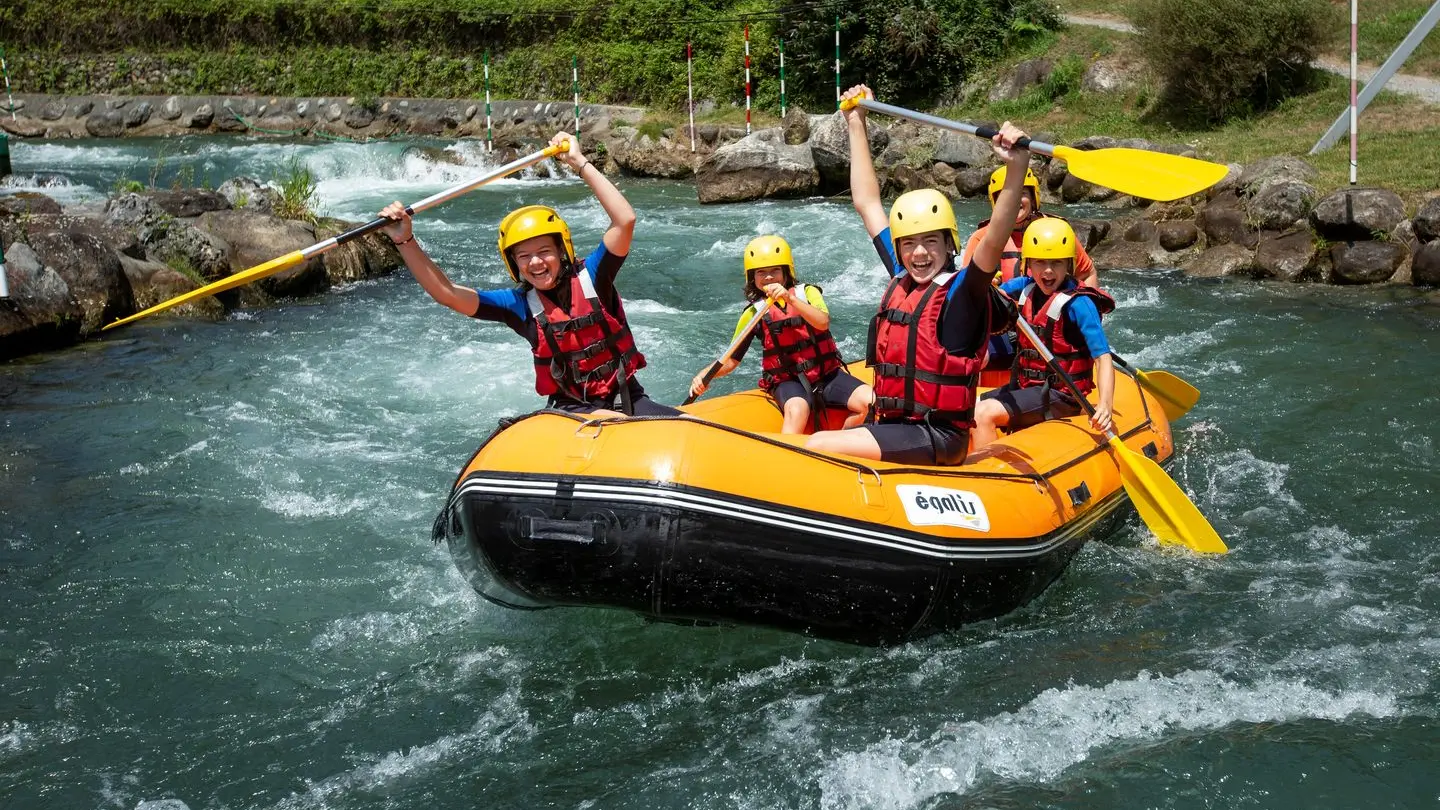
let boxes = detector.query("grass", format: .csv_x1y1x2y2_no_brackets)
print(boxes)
950,24,1440,206
1055,0,1440,77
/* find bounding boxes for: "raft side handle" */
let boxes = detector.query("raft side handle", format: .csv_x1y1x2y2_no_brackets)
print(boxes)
1067,481,1092,508
1142,441,1159,460
856,466,886,508
520,515,603,546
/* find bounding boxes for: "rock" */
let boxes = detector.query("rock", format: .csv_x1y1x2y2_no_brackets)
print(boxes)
344,106,376,129
1330,240,1404,284
214,108,247,132
888,165,932,195
1310,187,1407,241
1247,181,1316,230
1,117,45,138
313,218,402,285
296,101,311,118
695,128,819,204
18,214,143,260
117,254,226,322
160,96,184,120
85,111,126,138
148,189,231,218
1253,228,1317,281
124,101,154,128
0,193,64,218
1069,218,1110,249
71,101,94,117
27,229,136,332
955,166,991,197
465,104,478,121
147,223,232,281
1183,243,1256,278
782,107,810,145
1060,172,1094,203
1412,196,1440,243
326,104,343,122
1236,156,1317,197
217,177,280,214
1206,163,1245,199
932,130,992,167
105,193,168,229
0,242,85,360
930,162,959,188
1081,58,1139,93
39,101,66,121
1198,190,1257,247
988,58,1053,102
185,105,214,129
1124,220,1158,243
1090,238,1157,270
1070,135,1118,151
195,210,327,296
1157,221,1199,251
1413,241,1440,286
807,112,853,191
611,141,696,179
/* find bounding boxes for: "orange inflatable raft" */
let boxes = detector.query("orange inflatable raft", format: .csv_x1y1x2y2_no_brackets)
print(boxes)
434,364,1175,645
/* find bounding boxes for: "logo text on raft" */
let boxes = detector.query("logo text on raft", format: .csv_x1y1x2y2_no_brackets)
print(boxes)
896,485,991,532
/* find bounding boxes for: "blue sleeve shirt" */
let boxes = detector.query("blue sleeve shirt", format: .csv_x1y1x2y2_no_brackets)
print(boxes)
1005,277,1111,358
469,242,626,347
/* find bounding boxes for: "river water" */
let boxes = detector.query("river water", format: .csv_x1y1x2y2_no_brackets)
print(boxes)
3,137,1439,809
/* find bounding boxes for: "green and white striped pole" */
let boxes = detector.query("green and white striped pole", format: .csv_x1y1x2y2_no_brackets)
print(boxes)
834,16,841,110
572,55,580,136
484,51,493,154
779,39,787,119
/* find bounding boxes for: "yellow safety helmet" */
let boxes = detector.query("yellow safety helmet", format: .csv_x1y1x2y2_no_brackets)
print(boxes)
988,165,1041,207
888,189,959,253
1020,217,1078,262
743,235,796,283
496,205,576,283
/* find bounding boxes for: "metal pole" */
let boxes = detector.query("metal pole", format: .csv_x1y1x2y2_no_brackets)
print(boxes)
572,55,580,136
1349,0,1358,184
744,24,751,135
834,16,841,110
687,41,696,153
1,46,16,121
779,39,787,119
484,51,493,154
1311,0,1440,153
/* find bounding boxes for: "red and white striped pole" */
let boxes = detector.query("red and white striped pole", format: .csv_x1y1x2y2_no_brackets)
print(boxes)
1349,0,1358,185
688,41,696,152
744,24,752,135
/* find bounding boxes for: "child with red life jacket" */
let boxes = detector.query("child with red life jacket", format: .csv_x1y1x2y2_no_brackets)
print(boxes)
971,218,1116,450
804,84,1033,466
378,132,680,418
688,235,872,434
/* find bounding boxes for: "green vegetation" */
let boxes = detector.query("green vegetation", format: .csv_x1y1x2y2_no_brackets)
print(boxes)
947,25,1440,204
272,156,317,223
0,0,1058,109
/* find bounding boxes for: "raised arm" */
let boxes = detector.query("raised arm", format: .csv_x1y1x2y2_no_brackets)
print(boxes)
971,122,1032,276
379,202,480,317
552,132,636,256
840,85,888,238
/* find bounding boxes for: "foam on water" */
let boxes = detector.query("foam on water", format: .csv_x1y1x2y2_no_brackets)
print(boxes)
816,669,1399,810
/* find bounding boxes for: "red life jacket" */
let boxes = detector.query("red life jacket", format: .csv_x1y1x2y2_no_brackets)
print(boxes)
1012,282,1115,395
526,270,646,402
756,286,844,392
865,271,983,428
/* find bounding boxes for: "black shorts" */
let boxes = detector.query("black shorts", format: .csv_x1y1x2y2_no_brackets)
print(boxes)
547,378,683,417
772,368,867,411
857,418,969,466
981,383,1082,429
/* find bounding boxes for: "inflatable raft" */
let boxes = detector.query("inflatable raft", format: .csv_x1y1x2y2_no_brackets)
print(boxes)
434,364,1175,646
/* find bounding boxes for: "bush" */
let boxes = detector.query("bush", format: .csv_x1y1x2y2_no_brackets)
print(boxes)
1130,0,1338,123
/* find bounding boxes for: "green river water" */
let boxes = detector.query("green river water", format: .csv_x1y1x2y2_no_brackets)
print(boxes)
2,136,1439,809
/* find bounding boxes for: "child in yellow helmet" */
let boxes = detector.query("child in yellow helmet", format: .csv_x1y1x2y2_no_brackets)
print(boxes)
958,166,1098,286
805,84,1033,466
971,218,1117,449
688,235,872,433
378,131,680,418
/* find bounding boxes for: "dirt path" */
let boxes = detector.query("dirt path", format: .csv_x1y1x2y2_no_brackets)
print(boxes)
1064,14,1440,105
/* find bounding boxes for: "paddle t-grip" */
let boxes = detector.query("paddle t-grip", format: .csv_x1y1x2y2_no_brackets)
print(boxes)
972,124,1034,151
681,361,723,406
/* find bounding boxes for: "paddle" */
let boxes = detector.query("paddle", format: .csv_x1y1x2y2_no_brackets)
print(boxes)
1110,352,1201,421
102,142,571,330
682,294,781,406
839,97,1229,202
1012,317,1227,554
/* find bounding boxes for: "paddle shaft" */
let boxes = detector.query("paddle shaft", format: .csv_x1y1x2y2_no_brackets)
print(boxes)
1011,317,1107,427
852,98,1060,158
681,295,779,406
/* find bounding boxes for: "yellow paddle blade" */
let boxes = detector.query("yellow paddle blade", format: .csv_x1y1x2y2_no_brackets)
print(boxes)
1052,144,1230,202
1134,368,1201,421
1109,436,1227,553
103,250,307,330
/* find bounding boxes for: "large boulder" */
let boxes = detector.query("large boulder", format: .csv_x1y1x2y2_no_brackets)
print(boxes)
695,128,819,204
1183,243,1257,278
932,130,992,168
116,254,226,322
0,241,86,359
1247,181,1317,230
807,112,886,193
85,111,125,138
26,229,135,332
1157,221,1199,251
1236,156,1317,197
216,177,280,214
988,58,1053,102
1413,241,1440,286
195,210,328,297
1412,197,1440,243
146,222,232,280
0,193,64,218
1330,241,1405,284
313,218,403,285
1198,190,1258,248
147,189,232,218
782,107,810,146
610,139,697,179
1310,188,1408,242
1253,228,1318,282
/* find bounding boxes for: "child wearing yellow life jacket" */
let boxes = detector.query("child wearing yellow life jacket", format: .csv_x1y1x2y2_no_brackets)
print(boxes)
971,218,1116,450
688,236,871,433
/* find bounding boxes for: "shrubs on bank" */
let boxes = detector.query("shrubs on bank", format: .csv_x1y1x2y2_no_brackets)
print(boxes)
1,0,1057,109
1130,0,1338,122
